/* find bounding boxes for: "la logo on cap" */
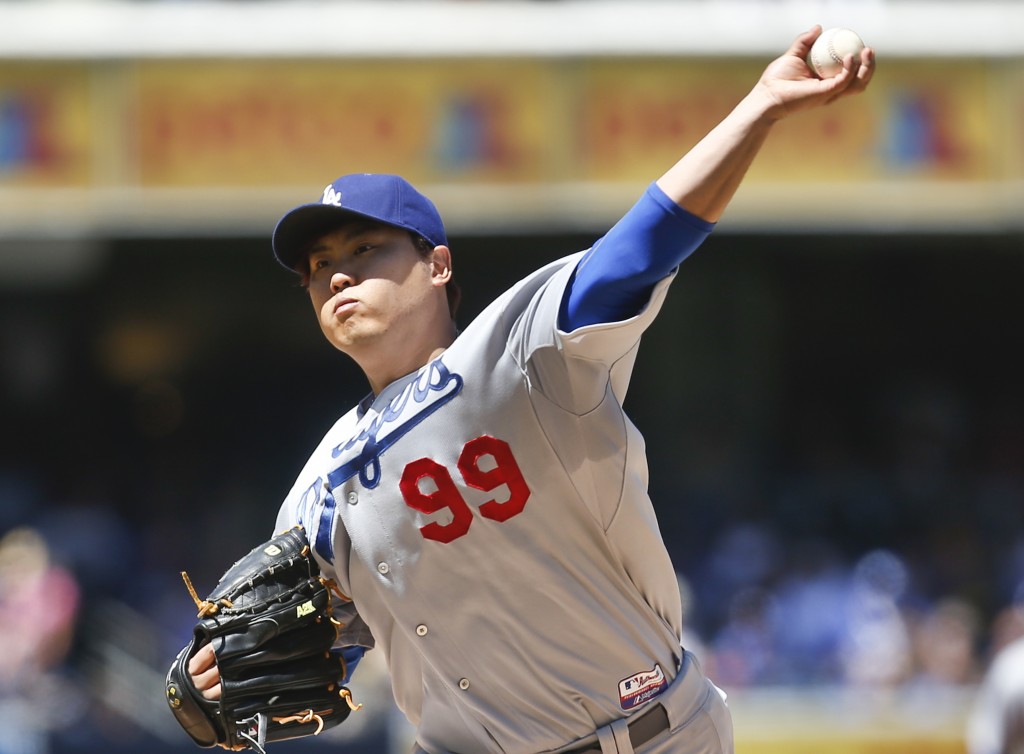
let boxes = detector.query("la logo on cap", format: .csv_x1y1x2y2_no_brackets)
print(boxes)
322,185,343,207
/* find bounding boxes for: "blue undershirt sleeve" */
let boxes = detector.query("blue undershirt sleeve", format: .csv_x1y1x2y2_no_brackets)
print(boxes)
559,182,716,331
338,645,366,684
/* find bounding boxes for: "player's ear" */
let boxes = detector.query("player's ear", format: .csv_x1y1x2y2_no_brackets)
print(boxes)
429,245,453,287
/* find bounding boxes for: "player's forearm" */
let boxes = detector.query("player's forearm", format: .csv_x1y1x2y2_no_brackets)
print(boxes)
655,87,778,224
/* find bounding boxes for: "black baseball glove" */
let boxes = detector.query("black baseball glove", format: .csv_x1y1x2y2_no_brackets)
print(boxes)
165,525,360,753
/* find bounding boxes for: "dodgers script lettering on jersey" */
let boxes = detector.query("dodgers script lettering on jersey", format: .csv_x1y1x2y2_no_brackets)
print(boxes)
299,359,464,563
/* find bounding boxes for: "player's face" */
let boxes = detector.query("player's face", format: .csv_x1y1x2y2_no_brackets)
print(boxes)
305,221,452,368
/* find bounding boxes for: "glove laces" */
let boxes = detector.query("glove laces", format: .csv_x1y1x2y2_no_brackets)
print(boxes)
180,570,232,617
234,689,362,754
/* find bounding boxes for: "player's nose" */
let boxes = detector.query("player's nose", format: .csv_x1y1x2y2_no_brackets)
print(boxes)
330,270,355,293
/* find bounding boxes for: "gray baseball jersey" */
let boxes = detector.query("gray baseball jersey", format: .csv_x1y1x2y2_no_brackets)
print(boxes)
276,251,692,754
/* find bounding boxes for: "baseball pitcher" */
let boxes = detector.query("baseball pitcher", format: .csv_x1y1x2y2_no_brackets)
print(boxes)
166,27,874,754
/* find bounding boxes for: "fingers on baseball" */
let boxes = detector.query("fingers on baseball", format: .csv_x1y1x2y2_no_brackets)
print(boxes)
857,47,876,84
820,48,872,99
789,26,822,59
839,47,875,94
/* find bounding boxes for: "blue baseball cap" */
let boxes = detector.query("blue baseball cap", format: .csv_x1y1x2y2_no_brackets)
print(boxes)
272,173,448,271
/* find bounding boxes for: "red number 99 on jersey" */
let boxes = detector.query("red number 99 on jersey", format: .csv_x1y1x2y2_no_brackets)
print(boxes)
399,435,531,544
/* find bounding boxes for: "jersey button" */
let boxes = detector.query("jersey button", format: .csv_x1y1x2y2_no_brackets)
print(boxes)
416,624,428,636
377,562,390,575
458,678,470,690
347,491,359,505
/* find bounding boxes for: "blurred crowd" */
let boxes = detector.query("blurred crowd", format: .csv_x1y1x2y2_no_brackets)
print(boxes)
683,534,1023,690
664,379,1024,693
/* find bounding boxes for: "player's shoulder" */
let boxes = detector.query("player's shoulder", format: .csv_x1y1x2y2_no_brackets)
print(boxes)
466,251,585,326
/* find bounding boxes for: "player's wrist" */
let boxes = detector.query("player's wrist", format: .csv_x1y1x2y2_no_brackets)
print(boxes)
744,83,789,123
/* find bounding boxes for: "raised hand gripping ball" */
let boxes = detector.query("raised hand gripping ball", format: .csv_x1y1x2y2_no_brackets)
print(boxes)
806,27,866,79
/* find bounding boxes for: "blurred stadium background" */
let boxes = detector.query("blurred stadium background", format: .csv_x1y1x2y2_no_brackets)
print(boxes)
1,1,1022,752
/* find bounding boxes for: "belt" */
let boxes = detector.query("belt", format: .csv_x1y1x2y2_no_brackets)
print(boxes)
564,703,669,754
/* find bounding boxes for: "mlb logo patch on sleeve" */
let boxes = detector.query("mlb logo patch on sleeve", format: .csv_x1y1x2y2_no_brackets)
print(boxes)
617,664,667,711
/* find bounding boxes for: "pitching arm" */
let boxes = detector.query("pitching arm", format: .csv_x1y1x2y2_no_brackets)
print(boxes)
657,25,874,223
559,26,874,331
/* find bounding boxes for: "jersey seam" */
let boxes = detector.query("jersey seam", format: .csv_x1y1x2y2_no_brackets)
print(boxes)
512,347,636,535
599,345,642,535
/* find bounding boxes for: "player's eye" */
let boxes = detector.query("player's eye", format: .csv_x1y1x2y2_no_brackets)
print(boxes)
353,244,375,256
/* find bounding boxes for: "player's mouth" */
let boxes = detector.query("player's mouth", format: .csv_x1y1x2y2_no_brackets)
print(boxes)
332,297,359,317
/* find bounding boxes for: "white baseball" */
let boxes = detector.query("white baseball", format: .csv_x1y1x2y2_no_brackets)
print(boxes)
806,27,866,79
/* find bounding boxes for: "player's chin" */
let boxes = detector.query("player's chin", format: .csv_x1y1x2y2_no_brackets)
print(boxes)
321,306,356,331
321,321,370,354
